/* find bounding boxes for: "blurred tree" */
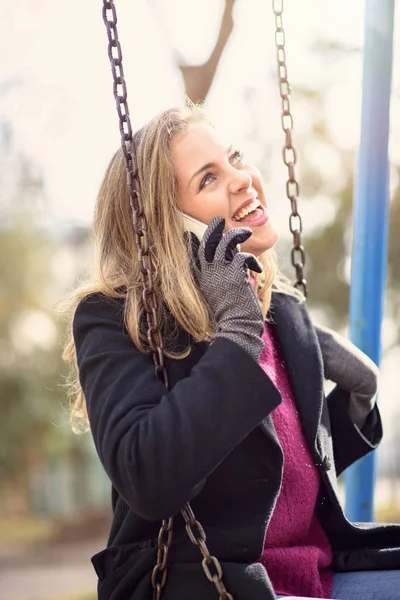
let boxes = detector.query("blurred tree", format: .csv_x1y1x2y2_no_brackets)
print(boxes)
305,176,353,326
387,168,400,292
302,113,400,339
0,122,85,512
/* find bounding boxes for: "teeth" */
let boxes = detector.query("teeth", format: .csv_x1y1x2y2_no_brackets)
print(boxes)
233,199,261,221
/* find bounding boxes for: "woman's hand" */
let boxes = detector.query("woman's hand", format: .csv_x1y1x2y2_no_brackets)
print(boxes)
188,216,265,362
315,324,379,428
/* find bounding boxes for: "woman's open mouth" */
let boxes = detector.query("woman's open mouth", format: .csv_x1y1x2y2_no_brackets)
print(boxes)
232,198,269,227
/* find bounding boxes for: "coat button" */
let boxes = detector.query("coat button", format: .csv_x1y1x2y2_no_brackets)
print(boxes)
322,455,331,471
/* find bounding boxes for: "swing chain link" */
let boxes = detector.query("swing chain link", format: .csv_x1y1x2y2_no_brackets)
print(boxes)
151,517,173,600
181,505,234,600
102,3,234,599
273,0,308,297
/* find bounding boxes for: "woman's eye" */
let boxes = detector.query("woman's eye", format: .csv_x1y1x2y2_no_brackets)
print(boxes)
200,173,215,189
230,150,244,165
199,151,244,190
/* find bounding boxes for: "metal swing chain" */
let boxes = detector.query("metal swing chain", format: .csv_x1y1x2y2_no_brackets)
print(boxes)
102,3,233,599
101,1,169,387
180,504,234,600
273,0,307,298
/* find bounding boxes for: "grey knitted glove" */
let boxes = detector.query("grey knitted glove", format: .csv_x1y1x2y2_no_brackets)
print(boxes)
315,325,379,428
189,217,265,362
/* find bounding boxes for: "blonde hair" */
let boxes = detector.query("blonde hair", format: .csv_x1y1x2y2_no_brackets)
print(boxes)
59,103,303,433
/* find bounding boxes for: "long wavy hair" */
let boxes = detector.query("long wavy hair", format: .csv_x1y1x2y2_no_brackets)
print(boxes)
59,103,303,433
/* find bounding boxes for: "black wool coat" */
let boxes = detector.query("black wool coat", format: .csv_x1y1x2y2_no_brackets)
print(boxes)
73,291,400,600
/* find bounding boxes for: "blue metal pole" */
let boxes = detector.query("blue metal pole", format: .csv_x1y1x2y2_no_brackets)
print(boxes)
344,0,395,522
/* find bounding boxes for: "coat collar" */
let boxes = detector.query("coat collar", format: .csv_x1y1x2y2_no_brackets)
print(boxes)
268,292,325,453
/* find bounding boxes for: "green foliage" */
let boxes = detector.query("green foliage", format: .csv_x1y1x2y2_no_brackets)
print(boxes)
0,146,75,505
304,167,400,336
0,224,62,467
305,176,353,327
388,172,400,291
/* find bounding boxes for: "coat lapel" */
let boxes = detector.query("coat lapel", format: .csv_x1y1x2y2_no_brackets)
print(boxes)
258,412,282,449
269,292,325,452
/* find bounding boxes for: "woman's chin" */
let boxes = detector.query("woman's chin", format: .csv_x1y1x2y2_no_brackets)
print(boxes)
241,226,279,257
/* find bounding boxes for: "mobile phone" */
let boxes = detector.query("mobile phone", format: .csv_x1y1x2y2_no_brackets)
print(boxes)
177,211,208,241
177,211,241,251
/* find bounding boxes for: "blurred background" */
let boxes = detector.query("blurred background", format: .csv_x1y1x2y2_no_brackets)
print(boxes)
0,1,399,599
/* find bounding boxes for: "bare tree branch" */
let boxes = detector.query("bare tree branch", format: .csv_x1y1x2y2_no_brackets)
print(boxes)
179,0,236,103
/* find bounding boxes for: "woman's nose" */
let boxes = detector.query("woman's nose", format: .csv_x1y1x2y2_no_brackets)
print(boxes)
229,168,252,195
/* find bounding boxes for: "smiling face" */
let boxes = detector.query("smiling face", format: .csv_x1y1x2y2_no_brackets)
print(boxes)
172,123,279,257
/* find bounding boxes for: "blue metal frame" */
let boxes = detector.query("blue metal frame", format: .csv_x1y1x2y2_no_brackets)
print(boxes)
344,0,396,521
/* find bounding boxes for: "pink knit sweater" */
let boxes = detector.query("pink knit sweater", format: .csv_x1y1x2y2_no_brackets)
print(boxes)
258,322,333,598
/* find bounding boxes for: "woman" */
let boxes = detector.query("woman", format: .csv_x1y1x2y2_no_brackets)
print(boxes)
62,104,400,600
